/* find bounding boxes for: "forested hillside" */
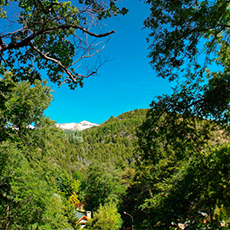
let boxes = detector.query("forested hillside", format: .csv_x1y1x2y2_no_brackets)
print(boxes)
68,109,147,167
65,109,148,221
2,0,230,229
0,73,148,229
1,74,230,230
66,109,230,230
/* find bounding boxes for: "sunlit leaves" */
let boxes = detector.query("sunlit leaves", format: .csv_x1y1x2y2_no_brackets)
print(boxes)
0,0,127,88
86,202,123,230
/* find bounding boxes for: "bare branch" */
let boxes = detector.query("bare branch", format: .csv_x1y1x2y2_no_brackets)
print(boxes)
69,37,109,67
29,42,99,85
1,27,28,39
29,42,77,83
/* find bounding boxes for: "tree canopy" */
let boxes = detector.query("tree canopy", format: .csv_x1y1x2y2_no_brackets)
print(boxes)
3,1,230,229
126,1,230,229
144,0,230,124
85,202,123,230
0,72,80,229
0,0,127,89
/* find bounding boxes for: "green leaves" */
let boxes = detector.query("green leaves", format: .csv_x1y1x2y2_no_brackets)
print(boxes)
86,202,123,230
133,6,230,227
0,73,52,140
144,0,230,124
0,139,77,229
0,141,53,229
131,105,230,228
0,71,80,229
145,0,227,78
81,163,126,211
1,0,127,88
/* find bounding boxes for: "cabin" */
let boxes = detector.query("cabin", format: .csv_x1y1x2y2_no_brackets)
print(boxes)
76,211,91,229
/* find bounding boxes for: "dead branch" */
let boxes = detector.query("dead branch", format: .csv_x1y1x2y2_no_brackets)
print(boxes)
69,37,109,67
29,42,79,83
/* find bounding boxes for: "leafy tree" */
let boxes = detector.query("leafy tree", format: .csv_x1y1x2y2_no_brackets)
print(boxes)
38,193,71,230
0,72,52,141
0,0,127,89
0,141,73,230
127,1,230,229
85,202,123,230
0,71,80,229
127,111,230,229
143,0,230,123
81,163,126,211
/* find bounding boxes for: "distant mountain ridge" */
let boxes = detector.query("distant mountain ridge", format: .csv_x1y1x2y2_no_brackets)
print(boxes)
70,109,149,165
55,120,99,131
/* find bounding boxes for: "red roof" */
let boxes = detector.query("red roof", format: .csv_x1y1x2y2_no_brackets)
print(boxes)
77,215,89,223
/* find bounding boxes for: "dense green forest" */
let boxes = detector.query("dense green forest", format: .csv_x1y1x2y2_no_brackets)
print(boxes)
68,109,147,166
65,109,148,212
1,0,230,229
0,76,148,229
1,77,229,229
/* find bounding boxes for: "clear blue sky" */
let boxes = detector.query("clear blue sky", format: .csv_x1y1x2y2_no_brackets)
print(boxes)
1,0,174,124
44,0,174,124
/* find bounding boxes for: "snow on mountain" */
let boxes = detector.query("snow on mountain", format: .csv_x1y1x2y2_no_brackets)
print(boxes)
55,120,99,131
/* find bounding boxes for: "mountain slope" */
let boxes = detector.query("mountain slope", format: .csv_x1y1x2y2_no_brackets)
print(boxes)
68,109,148,167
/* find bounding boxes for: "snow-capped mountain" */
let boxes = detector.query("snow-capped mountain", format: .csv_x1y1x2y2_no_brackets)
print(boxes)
55,120,99,131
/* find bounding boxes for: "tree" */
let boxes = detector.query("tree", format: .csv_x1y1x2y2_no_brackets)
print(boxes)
85,202,123,230
0,0,127,89
0,71,80,229
127,110,230,229
81,163,126,211
142,0,230,124
126,1,230,228
0,71,53,142
0,140,74,230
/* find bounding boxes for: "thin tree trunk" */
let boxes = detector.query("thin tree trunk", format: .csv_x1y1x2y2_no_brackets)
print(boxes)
5,202,10,230
210,206,214,230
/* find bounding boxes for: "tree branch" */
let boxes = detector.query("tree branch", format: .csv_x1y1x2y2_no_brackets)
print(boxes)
29,43,78,83
29,42,100,86
1,23,115,53
69,38,109,67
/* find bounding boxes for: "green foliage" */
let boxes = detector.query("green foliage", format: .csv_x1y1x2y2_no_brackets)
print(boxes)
73,109,148,167
38,193,70,230
85,202,123,230
81,163,126,211
143,0,230,123
66,130,84,144
0,140,73,230
0,72,78,229
128,110,230,229
0,0,127,89
127,1,230,228
144,0,228,79
64,109,148,215
0,72,52,141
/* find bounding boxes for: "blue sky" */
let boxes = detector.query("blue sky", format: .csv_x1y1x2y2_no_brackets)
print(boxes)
1,0,174,124
44,0,174,124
